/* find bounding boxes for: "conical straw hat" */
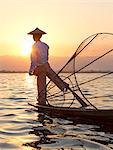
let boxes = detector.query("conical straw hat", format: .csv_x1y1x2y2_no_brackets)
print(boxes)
28,27,47,35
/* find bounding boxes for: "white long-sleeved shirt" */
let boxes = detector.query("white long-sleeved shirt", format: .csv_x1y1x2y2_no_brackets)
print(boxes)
29,41,49,74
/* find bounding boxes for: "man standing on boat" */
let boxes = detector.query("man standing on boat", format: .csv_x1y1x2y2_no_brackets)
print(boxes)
28,27,69,105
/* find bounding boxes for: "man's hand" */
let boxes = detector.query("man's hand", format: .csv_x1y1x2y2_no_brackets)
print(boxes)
29,72,32,76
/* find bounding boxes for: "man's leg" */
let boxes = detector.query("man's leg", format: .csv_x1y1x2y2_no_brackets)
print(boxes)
45,63,68,91
35,67,46,105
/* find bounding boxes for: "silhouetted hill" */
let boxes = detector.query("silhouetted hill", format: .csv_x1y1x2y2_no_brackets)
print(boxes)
0,55,68,72
0,55,113,72
0,55,29,72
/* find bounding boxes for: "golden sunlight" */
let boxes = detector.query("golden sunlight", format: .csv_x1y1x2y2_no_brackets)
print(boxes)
21,37,33,56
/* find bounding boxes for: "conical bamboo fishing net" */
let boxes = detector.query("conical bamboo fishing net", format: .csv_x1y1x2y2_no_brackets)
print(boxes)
46,33,113,108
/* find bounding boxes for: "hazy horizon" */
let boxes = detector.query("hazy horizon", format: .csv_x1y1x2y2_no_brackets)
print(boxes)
0,55,69,72
1,54,113,72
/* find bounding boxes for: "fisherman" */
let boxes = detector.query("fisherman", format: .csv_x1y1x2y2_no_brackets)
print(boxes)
28,27,69,105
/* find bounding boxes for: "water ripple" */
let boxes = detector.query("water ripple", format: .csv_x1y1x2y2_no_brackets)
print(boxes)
0,142,19,149
0,114,16,117
0,130,29,136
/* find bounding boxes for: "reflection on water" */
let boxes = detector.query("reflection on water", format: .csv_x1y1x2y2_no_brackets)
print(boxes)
23,113,113,150
23,113,55,149
0,73,113,150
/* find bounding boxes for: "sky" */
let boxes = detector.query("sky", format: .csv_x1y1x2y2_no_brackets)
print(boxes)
0,0,113,57
0,0,113,71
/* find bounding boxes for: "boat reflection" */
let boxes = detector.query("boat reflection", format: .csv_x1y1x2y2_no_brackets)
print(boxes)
23,111,113,150
23,113,55,149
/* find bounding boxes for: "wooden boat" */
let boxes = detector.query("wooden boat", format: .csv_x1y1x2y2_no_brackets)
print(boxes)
29,103,113,124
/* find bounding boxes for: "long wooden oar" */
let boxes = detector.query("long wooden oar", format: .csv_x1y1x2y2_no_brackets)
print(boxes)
67,86,88,107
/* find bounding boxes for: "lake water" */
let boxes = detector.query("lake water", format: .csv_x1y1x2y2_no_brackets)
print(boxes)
0,73,113,150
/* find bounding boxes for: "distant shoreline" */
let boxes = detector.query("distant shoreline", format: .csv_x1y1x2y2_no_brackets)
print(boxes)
0,71,113,73
0,71,28,73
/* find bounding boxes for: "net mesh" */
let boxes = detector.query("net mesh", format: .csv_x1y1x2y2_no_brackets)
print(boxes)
46,33,113,108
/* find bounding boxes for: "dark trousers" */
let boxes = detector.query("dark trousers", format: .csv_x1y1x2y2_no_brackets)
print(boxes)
33,63,67,105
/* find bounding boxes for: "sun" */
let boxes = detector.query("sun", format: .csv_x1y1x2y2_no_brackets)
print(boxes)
21,37,33,56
